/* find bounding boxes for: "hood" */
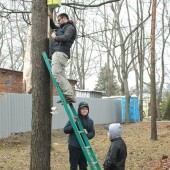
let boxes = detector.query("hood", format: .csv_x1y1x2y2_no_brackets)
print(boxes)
108,123,123,140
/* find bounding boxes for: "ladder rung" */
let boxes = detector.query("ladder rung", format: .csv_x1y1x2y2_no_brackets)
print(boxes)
89,161,98,166
85,146,91,149
92,161,98,165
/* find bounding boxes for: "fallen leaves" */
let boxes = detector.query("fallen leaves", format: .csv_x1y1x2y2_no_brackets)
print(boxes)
0,121,170,169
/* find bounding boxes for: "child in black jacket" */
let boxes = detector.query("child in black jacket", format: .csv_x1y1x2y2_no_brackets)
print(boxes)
64,102,95,170
103,123,127,170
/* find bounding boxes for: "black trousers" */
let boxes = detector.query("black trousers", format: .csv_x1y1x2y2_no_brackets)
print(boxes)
68,145,88,170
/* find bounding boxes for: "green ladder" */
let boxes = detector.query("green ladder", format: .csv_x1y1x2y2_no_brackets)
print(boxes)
42,51,102,170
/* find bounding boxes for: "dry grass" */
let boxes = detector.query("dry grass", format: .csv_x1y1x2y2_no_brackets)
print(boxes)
0,121,170,170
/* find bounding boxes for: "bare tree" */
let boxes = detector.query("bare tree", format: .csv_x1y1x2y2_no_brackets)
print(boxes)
101,4,116,96
0,0,31,70
150,0,157,140
132,0,152,120
156,0,170,120
110,2,131,123
69,7,100,89
137,0,146,121
30,0,51,170
0,18,5,67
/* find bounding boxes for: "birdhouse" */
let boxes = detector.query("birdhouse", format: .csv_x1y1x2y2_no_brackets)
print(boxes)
47,0,61,7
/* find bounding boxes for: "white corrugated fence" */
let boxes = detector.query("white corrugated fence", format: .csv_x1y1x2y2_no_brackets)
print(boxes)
0,93,122,139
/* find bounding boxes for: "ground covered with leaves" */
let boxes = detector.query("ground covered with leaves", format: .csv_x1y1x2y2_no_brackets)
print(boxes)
0,121,170,170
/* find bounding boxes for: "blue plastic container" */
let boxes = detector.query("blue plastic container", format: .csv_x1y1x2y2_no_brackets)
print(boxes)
121,97,140,122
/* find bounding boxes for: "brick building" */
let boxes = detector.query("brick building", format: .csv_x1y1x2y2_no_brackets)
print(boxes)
0,68,77,95
0,68,23,93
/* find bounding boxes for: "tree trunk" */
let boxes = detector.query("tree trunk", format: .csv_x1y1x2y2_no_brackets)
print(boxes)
120,81,125,95
138,0,145,121
30,0,51,169
23,26,32,93
150,0,157,140
164,99,170,120
157,0,170,120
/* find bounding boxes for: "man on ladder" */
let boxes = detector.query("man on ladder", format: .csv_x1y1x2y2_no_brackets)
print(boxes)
48,11,77,103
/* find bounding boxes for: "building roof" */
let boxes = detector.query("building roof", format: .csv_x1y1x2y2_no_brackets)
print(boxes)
75,89,105,94
0,68,22,73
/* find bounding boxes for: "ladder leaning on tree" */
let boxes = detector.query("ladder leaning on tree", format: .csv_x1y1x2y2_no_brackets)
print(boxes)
41,51,102,170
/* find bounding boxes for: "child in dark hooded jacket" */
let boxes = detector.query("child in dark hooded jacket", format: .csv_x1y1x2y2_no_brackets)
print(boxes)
64,102,95,170
103,123,127,170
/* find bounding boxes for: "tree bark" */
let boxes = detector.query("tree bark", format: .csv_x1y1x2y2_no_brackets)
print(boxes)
150,0,157,140
30,0,51,169
164,98,170,120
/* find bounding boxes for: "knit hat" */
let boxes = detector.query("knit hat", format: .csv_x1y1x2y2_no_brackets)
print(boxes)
106,123,123,139
78,102,89,114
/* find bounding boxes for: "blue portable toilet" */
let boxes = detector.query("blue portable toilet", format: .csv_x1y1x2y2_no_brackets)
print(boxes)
121,96,140,123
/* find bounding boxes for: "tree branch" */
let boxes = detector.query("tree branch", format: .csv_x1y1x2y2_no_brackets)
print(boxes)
0,0,121,15
62,0,120,8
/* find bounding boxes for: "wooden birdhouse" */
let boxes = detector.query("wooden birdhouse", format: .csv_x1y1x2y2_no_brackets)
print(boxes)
47,0,61,7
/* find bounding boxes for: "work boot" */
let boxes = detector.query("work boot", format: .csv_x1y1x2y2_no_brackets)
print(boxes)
57,99,76,104
65,95,76,102
57,96,76,104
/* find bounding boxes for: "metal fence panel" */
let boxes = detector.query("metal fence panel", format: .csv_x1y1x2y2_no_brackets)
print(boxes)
0,94,11,139
0,93,121,139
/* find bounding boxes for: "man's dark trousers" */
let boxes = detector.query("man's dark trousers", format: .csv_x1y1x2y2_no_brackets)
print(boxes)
69,145,88,170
